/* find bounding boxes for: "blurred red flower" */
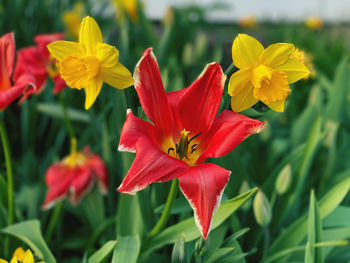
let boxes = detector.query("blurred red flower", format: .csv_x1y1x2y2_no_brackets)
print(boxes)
117,48,265,238
42,142,108,210
0,33,36,110
14,33,66,102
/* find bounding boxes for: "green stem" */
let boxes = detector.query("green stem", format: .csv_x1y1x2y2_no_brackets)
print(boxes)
58,93,75,140
224,63,235,76
148,179,179,238
45,201,63,243
0,115,14,226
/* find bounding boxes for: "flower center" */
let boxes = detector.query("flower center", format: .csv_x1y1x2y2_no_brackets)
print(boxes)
164,129,201,166
252,64,290,104
60,55,100,90
63,138,86,167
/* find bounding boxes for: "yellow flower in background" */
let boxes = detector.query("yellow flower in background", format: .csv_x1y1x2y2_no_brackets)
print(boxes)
238,15,257,28
48,16,133,110
113,0,138,23
0,247,37,263
62,2,84,40
305,16,323,30
228,34,310,112
291,48,316,79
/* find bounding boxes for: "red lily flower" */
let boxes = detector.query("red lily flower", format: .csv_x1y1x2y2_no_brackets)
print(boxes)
0,33,36,110
117,48,265,238
13,33,66,102
42,142,108,210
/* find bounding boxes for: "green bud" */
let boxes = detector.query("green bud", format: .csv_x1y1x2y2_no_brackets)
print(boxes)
239,180,252,211
275,164,292,195
253,189,272,227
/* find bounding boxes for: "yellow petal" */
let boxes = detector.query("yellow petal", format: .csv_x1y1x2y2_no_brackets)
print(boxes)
84,77,103,110
47,41,84,61
254,70,290,105
267,99,285,112
229,80,258,112
12,247,25,261
274,58,310,84
228,68,251,96
22,250,34,263
100,62,133,90
95,43,133,89
9,258,17,263
232,34,264,69
0,258,8,263
260,43,295,67
79,16,102,55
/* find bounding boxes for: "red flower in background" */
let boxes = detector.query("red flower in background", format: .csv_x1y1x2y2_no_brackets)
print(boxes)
14,33,66,102
118,48,265,238
0,33,36,110
42,140,108,210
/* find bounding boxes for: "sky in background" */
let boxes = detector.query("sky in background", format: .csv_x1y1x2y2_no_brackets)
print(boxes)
144,0,350,22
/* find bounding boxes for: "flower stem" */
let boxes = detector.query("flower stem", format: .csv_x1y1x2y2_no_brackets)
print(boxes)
45,201,63,243
58,92,75,141
148,179,179,238
0,115,14,226
224,63,235,76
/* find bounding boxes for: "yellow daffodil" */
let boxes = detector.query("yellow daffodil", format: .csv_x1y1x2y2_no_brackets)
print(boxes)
48,16,133,109
291,48,316,79
113,0,138,23
0,247,37,263
238,15,257,28
305,16,323,30
62,2,84,40
228,34,310,112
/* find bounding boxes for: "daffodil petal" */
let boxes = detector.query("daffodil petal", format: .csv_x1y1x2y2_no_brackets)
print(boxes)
0,259,8,263
79,16,102,55
266,99,285,112
228,68,251,96
274,58,310,83
101,62,133,89
9,258,17,263
95,42,133,89
84,77,103,110
230,82,258,112
260,43,295,67
47,41,84,61
22,250,34,263
232,34,264,69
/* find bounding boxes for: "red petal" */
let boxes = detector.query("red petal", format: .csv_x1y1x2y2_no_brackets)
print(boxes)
177,63,226,134
42,163,72,210
70,165,94,205
0,33,15,91
85,149,109,194
0,84,27,110
118,109,157,153
133,48,173,136
178,163,230,239
197,110,265,163
118,137,189,194
34,33,64,60
52,75,66,94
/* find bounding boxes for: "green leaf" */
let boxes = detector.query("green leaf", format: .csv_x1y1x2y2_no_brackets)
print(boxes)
112,236,140,263
88,240,117,263
145,188,257,253
206,248,235,263
1,220,56,263
326,57,350,123
171,234,186,263
268,174,350,262
323,206,350,228
36,103,90,123
307,191,323,263
304,242,313,263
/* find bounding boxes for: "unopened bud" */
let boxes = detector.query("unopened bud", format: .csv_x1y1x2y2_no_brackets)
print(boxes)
253,189,272,227
239,180,252,211
275,164,292,195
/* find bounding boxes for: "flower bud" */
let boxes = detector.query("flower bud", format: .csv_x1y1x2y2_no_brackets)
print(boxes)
275,164,292,195
253,189,272,227
239,180,252,211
